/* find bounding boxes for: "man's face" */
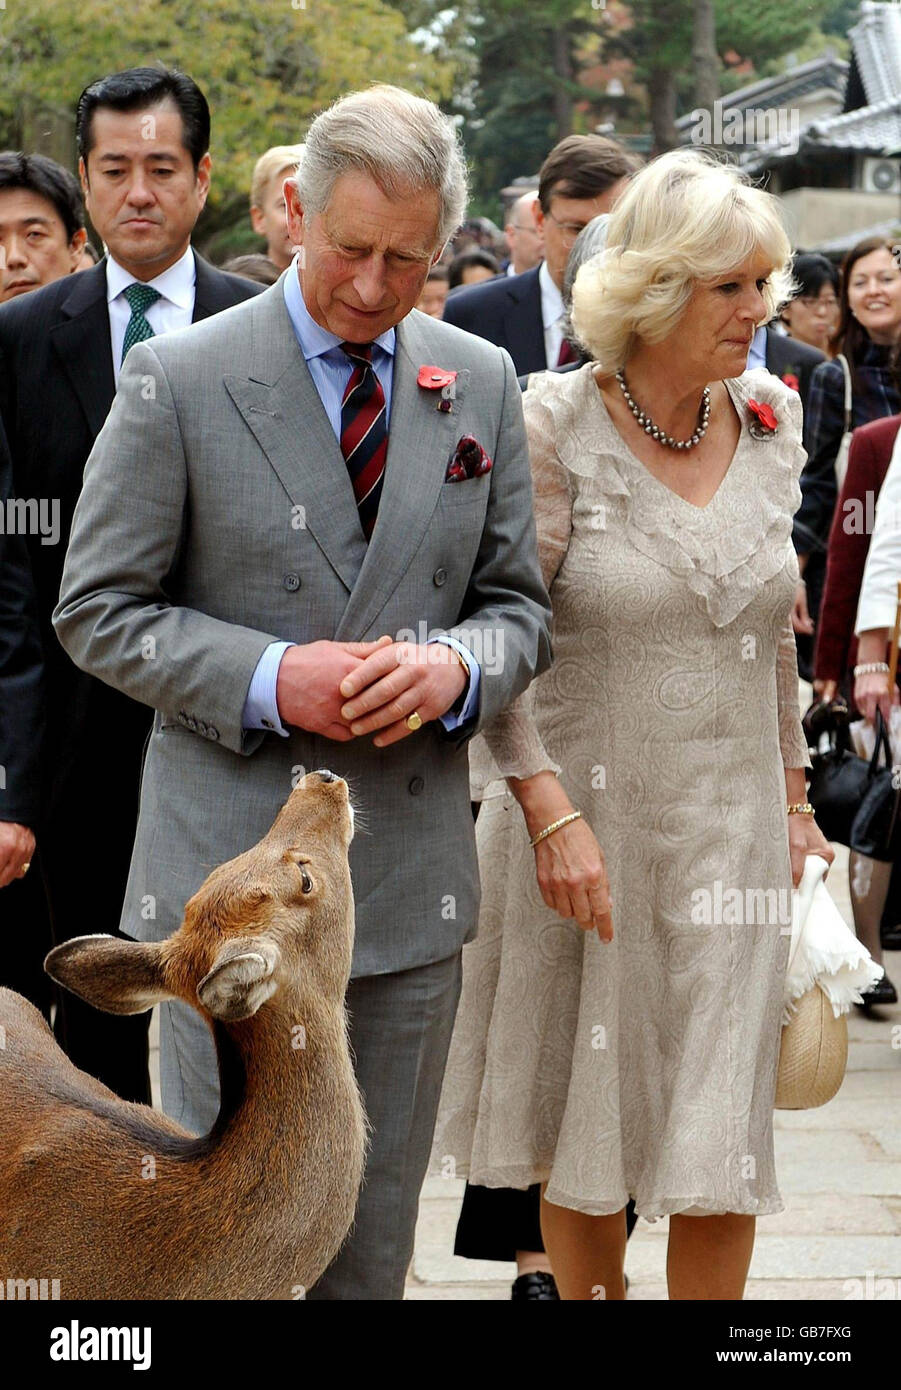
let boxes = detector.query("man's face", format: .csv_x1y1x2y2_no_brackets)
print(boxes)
505,195,543,275
79,99,211,280
250,168,296,271
535,178,630,291
417,277,449,318
0,188,86,302
285,170,443,342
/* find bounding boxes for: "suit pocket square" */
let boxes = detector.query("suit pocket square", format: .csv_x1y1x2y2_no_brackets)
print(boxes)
445,435,493,482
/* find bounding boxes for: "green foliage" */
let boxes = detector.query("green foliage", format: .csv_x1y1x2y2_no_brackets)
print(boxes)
0,0,457,242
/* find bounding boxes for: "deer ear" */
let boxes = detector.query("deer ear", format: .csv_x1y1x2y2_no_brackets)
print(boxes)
45,935,170,1015
196,939,280,1021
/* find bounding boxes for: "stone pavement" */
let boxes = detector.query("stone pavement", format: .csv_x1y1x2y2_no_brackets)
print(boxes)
147,842,901,1301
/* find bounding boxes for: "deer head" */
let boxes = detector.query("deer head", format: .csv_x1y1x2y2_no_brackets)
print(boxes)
45,771,355,1024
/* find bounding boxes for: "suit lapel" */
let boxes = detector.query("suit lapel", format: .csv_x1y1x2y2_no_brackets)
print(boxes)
49,261,115,437
334,312,469,641
191,250,243,321
223,284,367,593
503,267,546,373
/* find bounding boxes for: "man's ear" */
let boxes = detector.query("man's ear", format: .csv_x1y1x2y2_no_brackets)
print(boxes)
68,226,88,271
196,938,281,1022
45,935,170,1015
284,179,304,247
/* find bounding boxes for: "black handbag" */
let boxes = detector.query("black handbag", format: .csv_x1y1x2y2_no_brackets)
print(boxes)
850,710,901,861
807,715,886,847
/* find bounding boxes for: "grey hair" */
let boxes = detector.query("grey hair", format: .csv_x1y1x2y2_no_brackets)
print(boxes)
294,84,468,250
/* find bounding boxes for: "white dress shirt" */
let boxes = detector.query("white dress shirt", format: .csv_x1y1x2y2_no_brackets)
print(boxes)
539,259,566,369
855,425,901,634
107,244,196,382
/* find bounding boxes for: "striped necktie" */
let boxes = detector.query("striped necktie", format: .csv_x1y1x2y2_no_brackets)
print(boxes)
339,341,388,540
121,283,161,364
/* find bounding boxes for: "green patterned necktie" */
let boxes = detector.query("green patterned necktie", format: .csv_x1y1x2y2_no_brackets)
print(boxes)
121,283,161,363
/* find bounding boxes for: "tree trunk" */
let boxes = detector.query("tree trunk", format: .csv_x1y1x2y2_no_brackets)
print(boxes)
551,25,574,139
692,0,719,113
648,64,678,155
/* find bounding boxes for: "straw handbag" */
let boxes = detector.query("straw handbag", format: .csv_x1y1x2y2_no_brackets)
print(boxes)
775,855,882,1109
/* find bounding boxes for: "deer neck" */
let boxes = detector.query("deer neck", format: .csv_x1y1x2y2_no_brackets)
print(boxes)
202,992,354,1180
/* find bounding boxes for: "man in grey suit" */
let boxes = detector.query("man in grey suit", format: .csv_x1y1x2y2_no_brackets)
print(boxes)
54,84,551,1300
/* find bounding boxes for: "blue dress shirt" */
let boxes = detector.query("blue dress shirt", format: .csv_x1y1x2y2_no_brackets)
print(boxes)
747,325,768,371
242,259,481,736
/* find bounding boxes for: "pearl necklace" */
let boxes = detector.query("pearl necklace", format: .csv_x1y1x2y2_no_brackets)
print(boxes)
615,368,711,451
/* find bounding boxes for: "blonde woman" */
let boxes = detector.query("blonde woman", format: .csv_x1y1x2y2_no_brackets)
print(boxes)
433,150,833,1300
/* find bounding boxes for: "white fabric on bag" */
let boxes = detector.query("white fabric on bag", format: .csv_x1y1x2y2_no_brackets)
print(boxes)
783,854,884,1023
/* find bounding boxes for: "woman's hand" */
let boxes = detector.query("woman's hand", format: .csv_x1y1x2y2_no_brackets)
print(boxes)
788,813,834,888
533,818,613,941
791,579,814,636
812,678,837,701
853,671,896,726
508,770,613,941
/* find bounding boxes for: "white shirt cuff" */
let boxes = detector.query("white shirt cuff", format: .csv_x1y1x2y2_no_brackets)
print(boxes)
430,635,481,730
243,641,295,735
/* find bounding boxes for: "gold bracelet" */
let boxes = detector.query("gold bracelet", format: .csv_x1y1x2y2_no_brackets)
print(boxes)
787,802,815,816
529,811,582,847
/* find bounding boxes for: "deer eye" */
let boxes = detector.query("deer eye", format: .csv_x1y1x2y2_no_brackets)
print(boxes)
299,866,314,894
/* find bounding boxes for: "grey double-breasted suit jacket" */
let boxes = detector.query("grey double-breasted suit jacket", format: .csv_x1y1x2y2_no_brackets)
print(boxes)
54,276,552,975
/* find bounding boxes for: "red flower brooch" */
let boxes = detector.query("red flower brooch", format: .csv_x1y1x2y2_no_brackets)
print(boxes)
417,364,458,412
781,372,800,394
748,398,778,439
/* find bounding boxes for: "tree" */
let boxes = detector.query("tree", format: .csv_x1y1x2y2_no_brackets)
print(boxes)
0,0,458,251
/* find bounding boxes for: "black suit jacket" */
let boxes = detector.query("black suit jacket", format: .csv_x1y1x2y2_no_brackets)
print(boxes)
443,265,546,375
764,328,825,434
0,415,44,826
0,252,263,825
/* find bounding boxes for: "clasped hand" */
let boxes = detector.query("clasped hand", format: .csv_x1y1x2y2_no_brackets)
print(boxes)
275,637,469,747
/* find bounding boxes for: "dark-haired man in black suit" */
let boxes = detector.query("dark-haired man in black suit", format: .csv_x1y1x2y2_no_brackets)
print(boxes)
443,135,637,374
749,322,825,425
0,66,262,1104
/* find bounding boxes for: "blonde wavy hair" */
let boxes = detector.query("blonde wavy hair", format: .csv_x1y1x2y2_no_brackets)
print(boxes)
570,149,795,371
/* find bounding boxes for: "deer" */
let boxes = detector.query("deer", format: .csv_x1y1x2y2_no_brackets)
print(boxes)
0,769,367,1299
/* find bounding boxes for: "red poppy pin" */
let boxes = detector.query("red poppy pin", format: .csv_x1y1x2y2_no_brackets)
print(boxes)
748,398,778,439
418,364,458,412
781,372,800,394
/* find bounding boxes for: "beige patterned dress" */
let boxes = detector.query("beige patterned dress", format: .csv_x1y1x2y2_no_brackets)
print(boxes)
432,364,810,1221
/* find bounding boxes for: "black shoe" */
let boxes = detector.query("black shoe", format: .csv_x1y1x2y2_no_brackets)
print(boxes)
855,974,898,1010
881,926,901,951
511,1272,559,1300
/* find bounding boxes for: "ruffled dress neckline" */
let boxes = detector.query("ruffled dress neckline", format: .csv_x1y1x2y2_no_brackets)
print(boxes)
526,362,804,628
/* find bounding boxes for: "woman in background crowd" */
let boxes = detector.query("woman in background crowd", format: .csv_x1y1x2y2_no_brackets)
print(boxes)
812,412,901,1007
792,238,901,662
780,252,840,358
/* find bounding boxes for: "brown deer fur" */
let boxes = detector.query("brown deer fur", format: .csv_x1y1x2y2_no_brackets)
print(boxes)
0,771,366,1299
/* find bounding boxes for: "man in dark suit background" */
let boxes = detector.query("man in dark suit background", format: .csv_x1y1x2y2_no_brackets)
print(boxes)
443,135,637,375
0,66,262,1104
0,416,45,985
749,322,825,426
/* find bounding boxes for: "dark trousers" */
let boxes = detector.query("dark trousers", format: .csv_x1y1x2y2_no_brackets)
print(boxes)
0,682,153,1105
455,1183,638,1261
0,849,54,1019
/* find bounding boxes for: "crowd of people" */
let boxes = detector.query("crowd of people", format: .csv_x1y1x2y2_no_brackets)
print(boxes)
0,63,899,1302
